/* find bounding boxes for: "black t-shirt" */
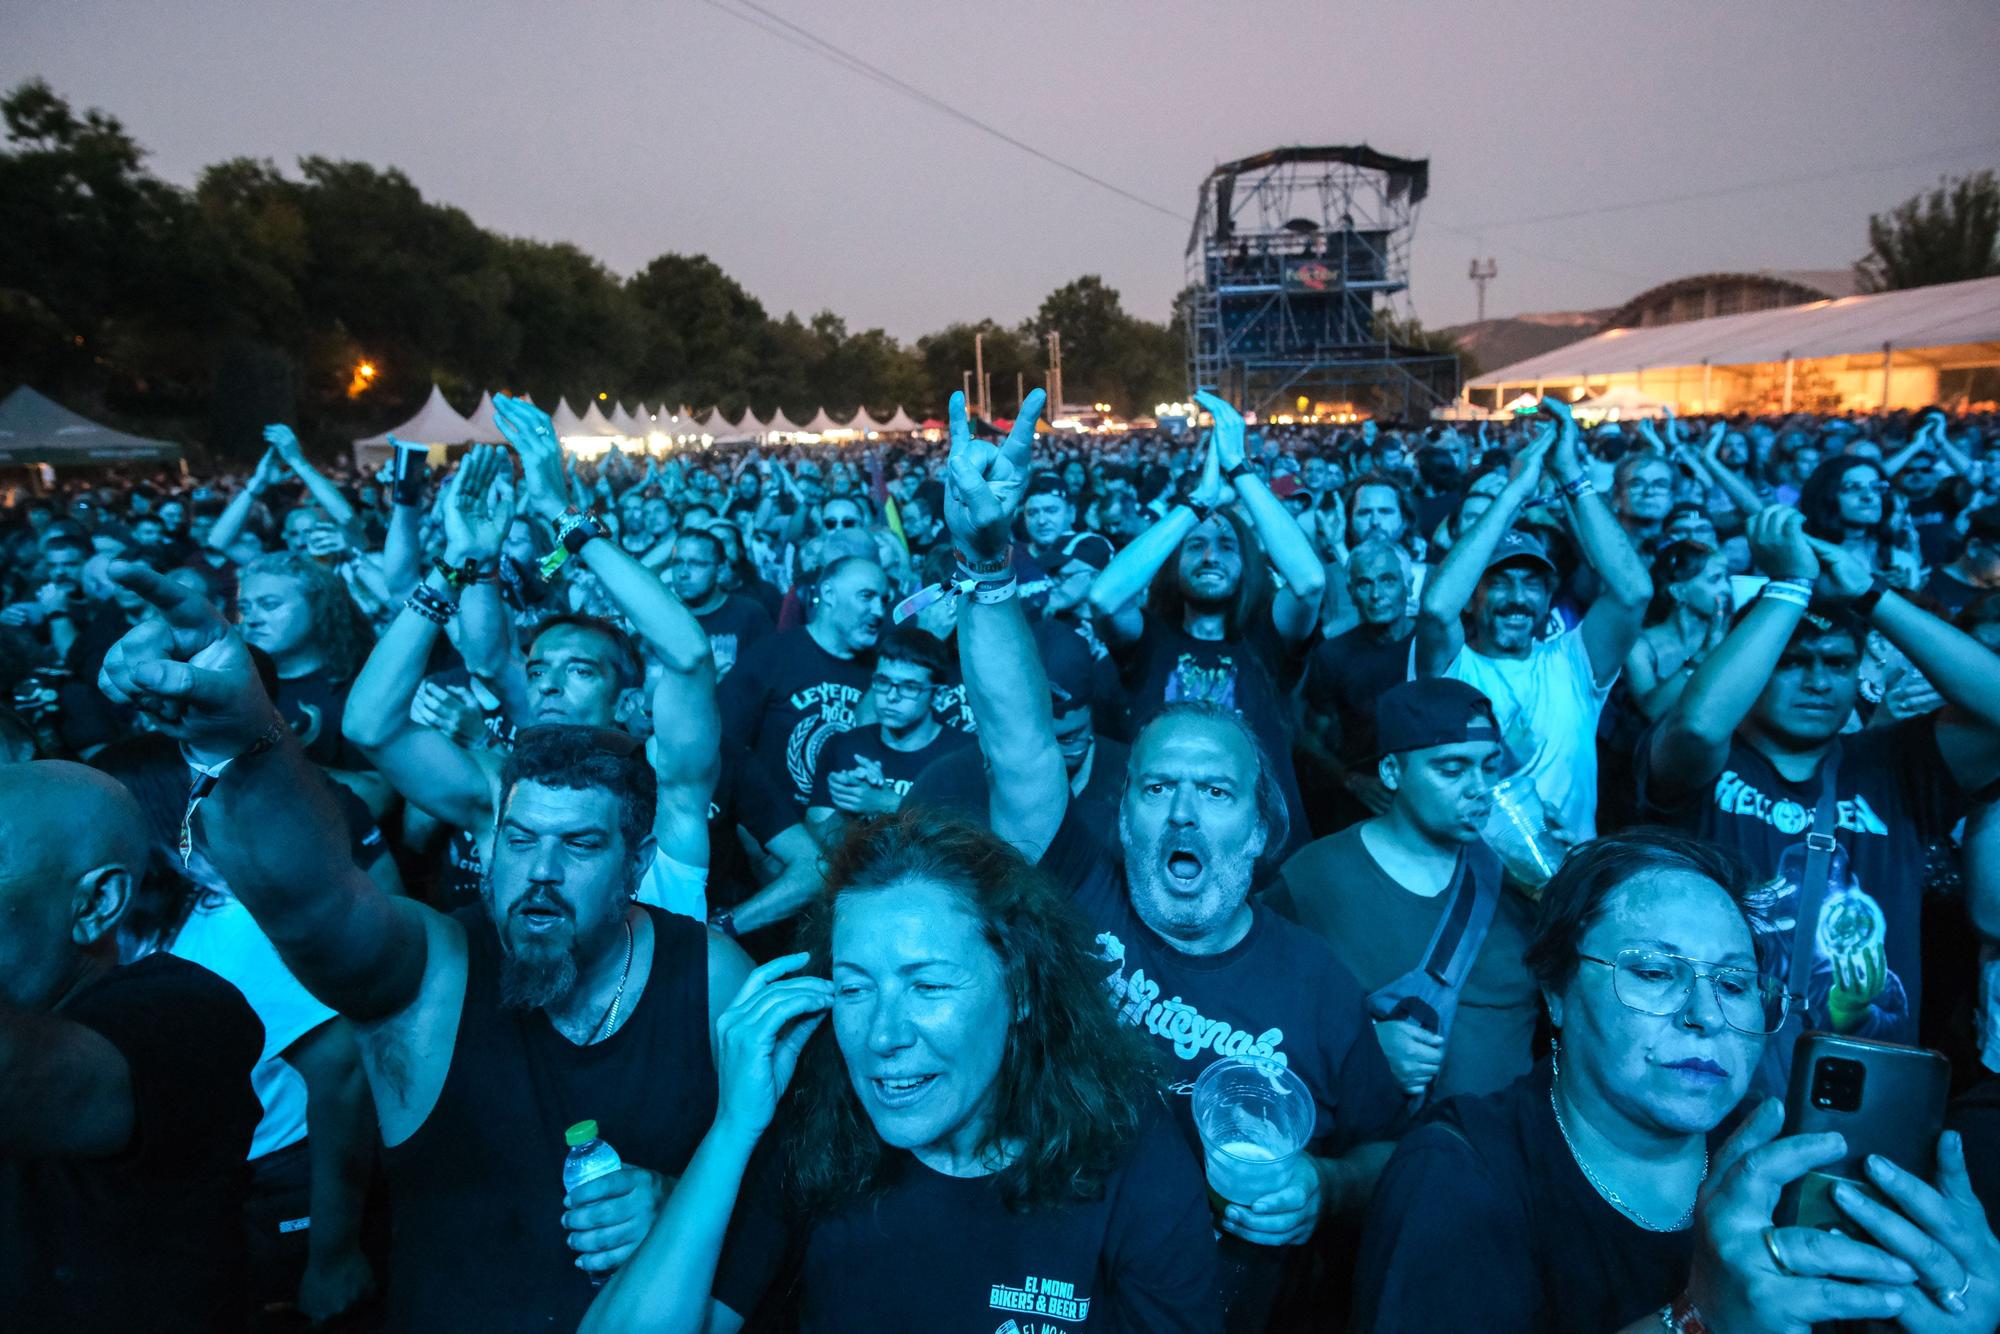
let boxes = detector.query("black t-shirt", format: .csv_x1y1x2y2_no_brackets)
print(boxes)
1041,803,1405,1326
1637,717,1968,1078
1042,806,1405,1154
1,953,264,1332
719,628,876,806
274,669,369,771
1352,1066,1693,1333
905,735,1131,823
715,1108,1222,1333
707,742,801,916
1908,493,1959,567
1113,617,1308,855
1922,566,1986,617
696,593,775,681
1301,625,1416,766
808,721,973,812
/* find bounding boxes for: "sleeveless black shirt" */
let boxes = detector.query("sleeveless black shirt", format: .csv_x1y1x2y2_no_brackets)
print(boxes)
381,904,716,1330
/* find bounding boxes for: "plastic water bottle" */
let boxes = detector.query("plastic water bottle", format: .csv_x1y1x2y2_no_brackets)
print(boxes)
562,1119,623,1285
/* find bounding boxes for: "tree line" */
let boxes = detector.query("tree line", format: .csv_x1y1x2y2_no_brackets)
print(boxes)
0,80,1187,462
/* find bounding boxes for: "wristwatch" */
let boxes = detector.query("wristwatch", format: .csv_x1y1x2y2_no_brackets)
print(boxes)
1223,461,1253,482
1849,574,1890,621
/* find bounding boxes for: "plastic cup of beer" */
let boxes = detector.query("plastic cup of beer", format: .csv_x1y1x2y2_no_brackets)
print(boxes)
1483,775,1564,891
1190,1056,1315,1212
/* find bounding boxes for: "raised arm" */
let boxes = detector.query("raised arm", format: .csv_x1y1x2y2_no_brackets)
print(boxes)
948,390,1069,860
1195,390,1325,644
379,439,429,601
1824,538,2000,791
1087,437,1223,645
1648,509,1821,803
1544,397,1651,684
97,563,431,1021
265,424,356,529
1700,422,1768,518
341,451,508,830
1414,425,1553,677
494,396,720,863
206,450,279,555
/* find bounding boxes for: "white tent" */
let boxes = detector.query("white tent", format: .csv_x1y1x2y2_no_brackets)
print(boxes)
609,401,645,436
849,406,886,433
803,407,845,434
765,409,805,436
878,405,922,433
550,397,589,437
356,384,475,447
1570,385,1672,420
578,401,621,438
1470,274,2000,413
697,407,731,434
462,391,510,444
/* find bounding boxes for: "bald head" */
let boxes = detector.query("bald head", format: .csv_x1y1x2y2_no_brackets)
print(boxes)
0,762,150,1009
0,761,150,886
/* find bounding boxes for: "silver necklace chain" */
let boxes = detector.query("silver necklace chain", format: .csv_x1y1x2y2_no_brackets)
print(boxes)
588,917,635,1045
1549,1060,1706,1233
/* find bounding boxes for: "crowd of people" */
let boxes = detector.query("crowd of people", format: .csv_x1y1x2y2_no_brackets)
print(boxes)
5,385,2000,1332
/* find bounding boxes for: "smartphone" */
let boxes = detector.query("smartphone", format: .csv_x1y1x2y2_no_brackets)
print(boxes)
1775,1033,1949,1230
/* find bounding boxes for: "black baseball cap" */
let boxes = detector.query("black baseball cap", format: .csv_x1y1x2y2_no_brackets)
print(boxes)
1027,473,1071,502
1375,678,1500,755
1483,528,1557,579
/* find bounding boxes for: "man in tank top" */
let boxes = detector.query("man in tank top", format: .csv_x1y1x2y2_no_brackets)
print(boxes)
95,561,754,1332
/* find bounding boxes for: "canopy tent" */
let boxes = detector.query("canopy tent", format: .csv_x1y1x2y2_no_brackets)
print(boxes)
355,384,476,448
578,402,621,438
1429,397,1505,421
609,402,645,436
0,385,180,465
849,407,886,433
1470,274,2000,413
765,409,805,436
463,391,510,445
697,407,732,435
802,407,846,434
1570,385,1671,420
878,406,921,433
550,398,589,437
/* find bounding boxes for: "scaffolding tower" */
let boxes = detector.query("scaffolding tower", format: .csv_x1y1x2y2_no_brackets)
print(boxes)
1186,146,1458,421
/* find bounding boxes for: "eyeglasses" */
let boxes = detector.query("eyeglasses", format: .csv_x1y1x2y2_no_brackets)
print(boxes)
823,517,863,530
1838,481,1891,496
1577,948,1789,1035
870,674,934,700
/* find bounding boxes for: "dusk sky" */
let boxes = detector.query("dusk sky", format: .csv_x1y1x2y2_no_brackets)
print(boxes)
9,0,1999,341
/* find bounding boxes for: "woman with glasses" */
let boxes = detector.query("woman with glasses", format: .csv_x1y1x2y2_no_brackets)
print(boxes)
1798,455,1922,589
1353,829,2000,1333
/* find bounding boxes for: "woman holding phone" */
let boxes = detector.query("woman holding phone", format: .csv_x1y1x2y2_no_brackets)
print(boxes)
1353,829,2000,1333
579,813,1222,1334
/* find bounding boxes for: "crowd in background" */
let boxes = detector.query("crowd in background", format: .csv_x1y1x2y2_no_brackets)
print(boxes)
7,391,2000,1333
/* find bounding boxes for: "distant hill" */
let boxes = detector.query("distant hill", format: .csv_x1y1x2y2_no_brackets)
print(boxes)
1440,309,1613,378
